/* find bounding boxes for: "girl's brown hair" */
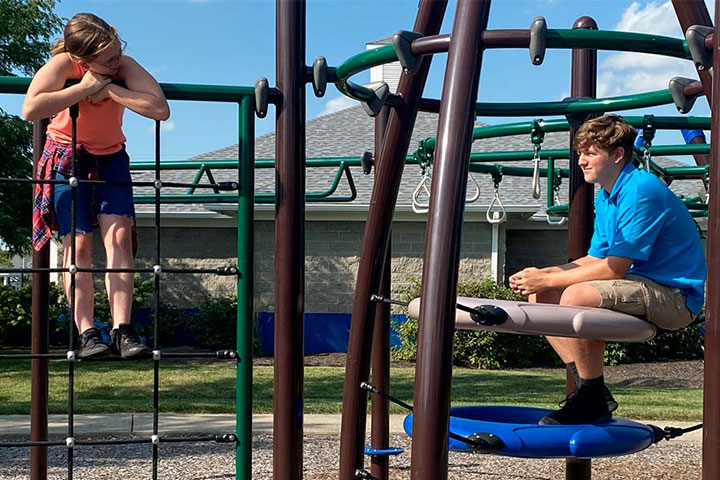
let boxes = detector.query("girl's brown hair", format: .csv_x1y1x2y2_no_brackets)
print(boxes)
50,13,119,61
573,115,637,164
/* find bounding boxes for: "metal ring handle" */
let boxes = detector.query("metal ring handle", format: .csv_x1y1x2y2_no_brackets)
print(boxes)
531,157,541,199
486,191,506,224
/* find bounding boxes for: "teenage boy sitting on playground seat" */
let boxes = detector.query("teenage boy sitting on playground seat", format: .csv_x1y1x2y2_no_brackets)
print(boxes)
508,114,706,425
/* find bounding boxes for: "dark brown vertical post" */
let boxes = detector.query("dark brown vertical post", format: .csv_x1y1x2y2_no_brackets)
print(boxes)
30,119,50,480
275,1,306,478
566,15,597,480
371,106,391,480
410,1,491,479
703,5,720,479
671,0,713,103
338,2,448,478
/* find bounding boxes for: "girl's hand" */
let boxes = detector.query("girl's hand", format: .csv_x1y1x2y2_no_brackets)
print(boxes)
85,85,110,104
79,70,111,94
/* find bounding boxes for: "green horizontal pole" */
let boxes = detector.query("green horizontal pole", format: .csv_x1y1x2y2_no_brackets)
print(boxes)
469,163,570,178
0,76,253,102
545,29,690,59
421,117,710,153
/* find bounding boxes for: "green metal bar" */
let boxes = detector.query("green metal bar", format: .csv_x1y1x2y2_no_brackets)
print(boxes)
421,117,710,152
545,29,691,59
469,162,570,178
134,194,240,203
236,96,254,480
547,157,556,208
333,45,396,102
0,76,254,102
186,165,207,194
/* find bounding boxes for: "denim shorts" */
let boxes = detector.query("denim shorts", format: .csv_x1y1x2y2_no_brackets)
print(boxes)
53,148,135,236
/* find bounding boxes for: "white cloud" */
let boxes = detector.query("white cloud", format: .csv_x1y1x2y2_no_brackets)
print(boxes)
598,0,713,98
319,95,357,116
147,120,176,133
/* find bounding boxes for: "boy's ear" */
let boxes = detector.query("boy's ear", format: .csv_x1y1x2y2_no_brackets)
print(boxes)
614,146,625,163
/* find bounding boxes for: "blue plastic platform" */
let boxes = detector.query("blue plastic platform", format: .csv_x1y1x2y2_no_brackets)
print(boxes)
403,406,656,459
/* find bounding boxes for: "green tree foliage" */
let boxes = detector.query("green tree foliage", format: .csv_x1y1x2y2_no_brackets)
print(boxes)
0,0,63,253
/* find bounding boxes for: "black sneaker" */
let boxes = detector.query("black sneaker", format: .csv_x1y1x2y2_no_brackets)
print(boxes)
110,324,150,358
603,385,619,413
568,384,618,413
539,385,612,425
77,327,110,359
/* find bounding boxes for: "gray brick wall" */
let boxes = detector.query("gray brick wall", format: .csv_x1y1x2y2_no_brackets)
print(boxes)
79,220,496,314
504,229,568,284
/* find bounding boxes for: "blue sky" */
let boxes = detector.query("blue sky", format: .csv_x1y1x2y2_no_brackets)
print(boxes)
1,0,714,163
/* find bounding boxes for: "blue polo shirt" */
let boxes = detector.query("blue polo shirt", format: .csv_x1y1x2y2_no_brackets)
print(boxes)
588,162,706,314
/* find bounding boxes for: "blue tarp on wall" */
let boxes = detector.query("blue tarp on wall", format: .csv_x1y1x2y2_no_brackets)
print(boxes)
257,312,407,356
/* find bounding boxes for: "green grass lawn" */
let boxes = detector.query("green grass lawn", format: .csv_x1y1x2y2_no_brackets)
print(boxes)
0,357,702,421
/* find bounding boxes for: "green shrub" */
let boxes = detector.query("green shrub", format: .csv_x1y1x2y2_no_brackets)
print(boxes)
393,277,704,368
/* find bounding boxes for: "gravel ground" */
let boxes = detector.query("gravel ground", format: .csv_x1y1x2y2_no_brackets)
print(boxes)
0,360,704,478
0,433,702,479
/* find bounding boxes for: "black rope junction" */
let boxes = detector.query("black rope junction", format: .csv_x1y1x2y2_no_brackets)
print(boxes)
0,107,240,480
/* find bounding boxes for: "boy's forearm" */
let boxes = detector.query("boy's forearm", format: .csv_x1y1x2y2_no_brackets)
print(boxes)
546,257,627,290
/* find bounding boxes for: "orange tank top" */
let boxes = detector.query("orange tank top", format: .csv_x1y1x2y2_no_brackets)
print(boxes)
46,54,126,155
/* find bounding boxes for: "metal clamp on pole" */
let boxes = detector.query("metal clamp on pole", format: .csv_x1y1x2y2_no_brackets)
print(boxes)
685,25,714,71
254,78,269,118
360,82,390,117
393,30,424,75
668,77,700,114
529,16,547,65
312,56,328,97
360,151,374,175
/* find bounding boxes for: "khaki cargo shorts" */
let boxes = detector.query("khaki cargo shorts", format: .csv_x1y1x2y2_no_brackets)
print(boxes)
586,274,694,331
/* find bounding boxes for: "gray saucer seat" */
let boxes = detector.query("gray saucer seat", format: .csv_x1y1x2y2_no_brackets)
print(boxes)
407,297,656,342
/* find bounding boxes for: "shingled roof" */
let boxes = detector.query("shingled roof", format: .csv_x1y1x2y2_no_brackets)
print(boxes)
134,105,705,217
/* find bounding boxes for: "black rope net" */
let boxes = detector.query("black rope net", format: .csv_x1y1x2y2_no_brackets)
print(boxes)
0,104,241,480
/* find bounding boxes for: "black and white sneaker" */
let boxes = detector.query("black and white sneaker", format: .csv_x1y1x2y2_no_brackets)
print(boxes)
77,327,110,359
539,385,612,425
110,324,150,359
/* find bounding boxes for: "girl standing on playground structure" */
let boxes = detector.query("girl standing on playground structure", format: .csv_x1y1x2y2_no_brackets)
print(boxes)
23,13,170,359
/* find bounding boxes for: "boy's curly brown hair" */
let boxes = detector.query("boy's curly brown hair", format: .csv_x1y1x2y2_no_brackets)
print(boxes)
573,115,637,163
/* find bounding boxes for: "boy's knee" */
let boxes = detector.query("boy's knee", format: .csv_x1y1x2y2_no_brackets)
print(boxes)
560,283,603,308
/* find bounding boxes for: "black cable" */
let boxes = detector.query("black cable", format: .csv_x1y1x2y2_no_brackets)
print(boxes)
153,119,161,480
370,294,508,326
0,434,237,449
68,101,79,480
360,382,484,449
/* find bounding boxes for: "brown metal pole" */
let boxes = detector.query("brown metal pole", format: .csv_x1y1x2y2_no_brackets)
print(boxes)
274,1,306,478
702,6,720,479
566,15,597,480
410,1,491,479
30,119,50,480
371,106,391,480
672,0,713,104
338,2,448,478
